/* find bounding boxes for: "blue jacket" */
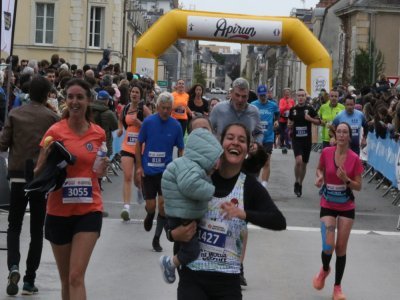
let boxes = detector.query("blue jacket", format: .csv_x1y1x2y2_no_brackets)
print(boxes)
162,128,223,219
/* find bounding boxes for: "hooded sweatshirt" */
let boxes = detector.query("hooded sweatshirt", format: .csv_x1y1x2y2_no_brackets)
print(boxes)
162,128,223,219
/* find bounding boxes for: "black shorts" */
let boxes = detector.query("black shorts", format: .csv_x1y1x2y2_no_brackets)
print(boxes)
262,142,273,154
292,139,312,163
142,173,163,200
45,211,102,245
320,207,355,219
120,150,136,160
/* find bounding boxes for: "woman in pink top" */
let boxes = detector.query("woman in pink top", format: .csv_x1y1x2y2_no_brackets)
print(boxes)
313,122,363,300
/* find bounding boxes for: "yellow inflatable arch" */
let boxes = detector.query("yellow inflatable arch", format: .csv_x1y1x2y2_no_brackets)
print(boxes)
132,9,332,97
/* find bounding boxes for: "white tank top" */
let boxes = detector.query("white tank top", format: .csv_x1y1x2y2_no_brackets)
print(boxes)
188,173,247,274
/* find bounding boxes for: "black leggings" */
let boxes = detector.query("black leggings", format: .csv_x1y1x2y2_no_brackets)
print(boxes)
178,267,242,300
178,119,188,137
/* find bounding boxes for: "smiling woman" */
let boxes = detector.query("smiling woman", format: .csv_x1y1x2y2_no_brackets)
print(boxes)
35,78,107,300
169,122,286,300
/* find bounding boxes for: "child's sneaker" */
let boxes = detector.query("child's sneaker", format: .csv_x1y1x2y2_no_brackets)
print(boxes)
120,208,130,221
332,285,346,300
159,255,176,284
312,267,330,290
21,282,39,295
6,265,20,296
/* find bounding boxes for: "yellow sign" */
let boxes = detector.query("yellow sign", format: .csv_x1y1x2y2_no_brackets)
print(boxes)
132,9,332,95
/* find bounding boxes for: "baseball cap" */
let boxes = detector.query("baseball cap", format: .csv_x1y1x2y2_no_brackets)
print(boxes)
97,90,111,101
257,84,267,95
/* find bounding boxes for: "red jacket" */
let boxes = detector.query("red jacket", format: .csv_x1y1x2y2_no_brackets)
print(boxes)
279,98,295,123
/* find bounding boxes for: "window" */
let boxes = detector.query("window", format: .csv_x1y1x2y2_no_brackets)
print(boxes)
35,3,54,44
89,6,104,48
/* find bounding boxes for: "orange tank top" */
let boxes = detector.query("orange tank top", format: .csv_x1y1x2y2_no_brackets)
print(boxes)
171,92,189,120
121,111,140,154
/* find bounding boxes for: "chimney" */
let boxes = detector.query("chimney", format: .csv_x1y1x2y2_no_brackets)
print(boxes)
316,0,339,8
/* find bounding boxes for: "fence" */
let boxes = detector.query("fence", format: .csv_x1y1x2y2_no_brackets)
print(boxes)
363,132,400,229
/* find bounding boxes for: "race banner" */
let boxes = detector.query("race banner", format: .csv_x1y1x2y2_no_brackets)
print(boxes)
1,0,17,55
367,132,399,188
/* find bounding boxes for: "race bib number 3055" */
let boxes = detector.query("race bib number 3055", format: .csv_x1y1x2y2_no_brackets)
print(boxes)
62,178,93,204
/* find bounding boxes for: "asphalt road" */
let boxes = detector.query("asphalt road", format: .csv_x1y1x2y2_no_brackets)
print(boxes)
0,148,399,299
102,148,400,233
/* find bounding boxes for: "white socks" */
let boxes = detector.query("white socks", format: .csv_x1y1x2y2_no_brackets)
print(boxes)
123,204,130,210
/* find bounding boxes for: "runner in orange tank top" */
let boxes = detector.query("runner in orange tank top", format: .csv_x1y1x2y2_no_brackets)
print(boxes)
118,83,151,221
171,79,194,136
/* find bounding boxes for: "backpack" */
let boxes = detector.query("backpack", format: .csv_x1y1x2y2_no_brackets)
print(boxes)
121,101,144,129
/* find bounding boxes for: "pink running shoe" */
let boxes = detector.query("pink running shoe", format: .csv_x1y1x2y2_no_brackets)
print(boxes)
312,267,330,290
332,285,346,300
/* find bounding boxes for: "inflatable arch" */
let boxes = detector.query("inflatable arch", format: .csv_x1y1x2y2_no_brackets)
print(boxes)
132,9,332,97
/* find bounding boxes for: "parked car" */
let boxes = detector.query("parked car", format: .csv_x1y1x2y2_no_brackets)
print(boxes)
211,87,226,94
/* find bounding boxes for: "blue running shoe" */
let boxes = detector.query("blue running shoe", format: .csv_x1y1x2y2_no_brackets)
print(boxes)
159,256,176,284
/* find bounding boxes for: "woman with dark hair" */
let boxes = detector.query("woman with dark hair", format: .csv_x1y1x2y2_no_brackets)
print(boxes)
118,82,151,221
314,122,363,300
188,83,209,116
168,123,286,299
35,78,108,299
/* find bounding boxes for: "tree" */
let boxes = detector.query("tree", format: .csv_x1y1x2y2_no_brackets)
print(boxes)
193,64,206,87
352,41,384,88
211,52,225,65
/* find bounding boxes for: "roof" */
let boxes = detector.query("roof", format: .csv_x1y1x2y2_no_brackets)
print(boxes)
336,0,400,16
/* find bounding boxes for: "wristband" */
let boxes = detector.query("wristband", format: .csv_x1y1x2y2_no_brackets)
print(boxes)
346,180,351,185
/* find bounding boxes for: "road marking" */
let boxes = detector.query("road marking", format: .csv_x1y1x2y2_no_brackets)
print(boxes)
247,224,400,236
108,218,400,236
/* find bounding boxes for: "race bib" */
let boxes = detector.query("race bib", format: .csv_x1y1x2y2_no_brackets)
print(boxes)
127,132,138,145
62,178,93,204
295,126,308,137
174,106,186,114
147,151,166,168
321,183,350,203
351,125,359,136
198,219,228,255
260,121,268,131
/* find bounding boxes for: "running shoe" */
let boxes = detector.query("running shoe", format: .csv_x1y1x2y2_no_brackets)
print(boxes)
159,256,176,284
144,212,155,231
6,265,20,296
297,184,302,197
152,237,163,252
282,147,288,154
120,208,130,221
294,182,300,196
21,282,39,295
332,285,346,300
312,267,330,290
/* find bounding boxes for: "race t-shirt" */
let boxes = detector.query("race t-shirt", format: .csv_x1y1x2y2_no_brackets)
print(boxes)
288,104,318,141
318,146,363,211
138,114,184,176
332,110,367,148
41,119,105,216
318,102,345,142
251,99,279,143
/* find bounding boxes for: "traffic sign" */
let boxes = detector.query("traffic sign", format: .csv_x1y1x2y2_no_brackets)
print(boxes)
387,76,399,87
157,80,168,88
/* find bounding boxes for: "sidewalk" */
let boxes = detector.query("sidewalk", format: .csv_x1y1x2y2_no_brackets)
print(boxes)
1,216,399,299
